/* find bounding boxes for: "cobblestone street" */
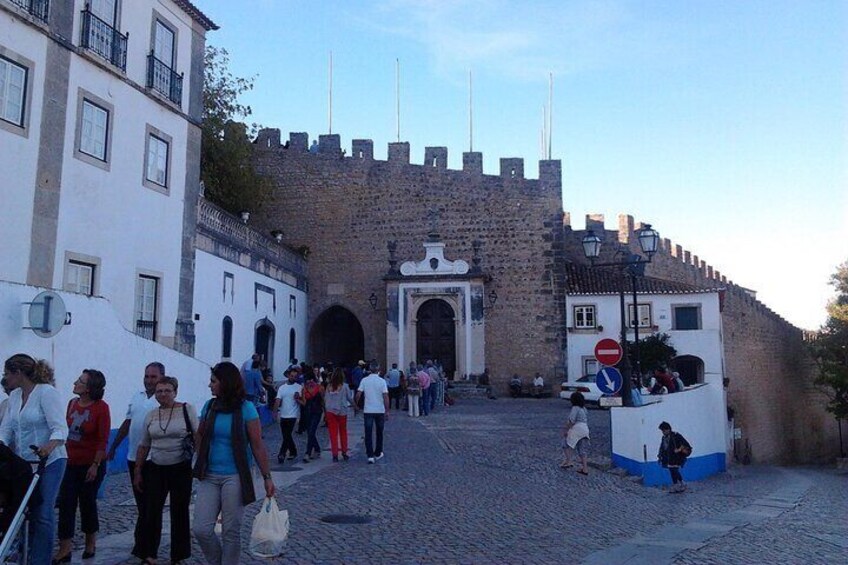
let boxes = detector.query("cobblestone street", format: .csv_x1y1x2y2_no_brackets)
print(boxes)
79,398,846,564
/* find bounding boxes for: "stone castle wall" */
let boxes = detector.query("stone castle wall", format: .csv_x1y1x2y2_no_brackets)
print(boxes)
252,129,567,387
566,213,839,464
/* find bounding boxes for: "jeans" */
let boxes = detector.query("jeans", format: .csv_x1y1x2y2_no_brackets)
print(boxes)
363,413,385,458
305,412,321,456
421,387,431,416
429,382,438,411
192,474,245,565
278,418,297,458
388,387,401,410
139,460,193,561
408,394,420,417
325,412,348,457
669,466,683,484
57,463,106,540
29,458,66,565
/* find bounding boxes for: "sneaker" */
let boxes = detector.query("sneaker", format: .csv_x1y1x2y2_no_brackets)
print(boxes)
277,454,285,464
311,452,320,460
287,454,297,460
375,452,385,461
367,457,375,464
302,456,311,463
332,456,339,463
342,453,350,461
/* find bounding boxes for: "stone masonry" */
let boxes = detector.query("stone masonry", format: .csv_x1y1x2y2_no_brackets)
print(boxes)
252,130,566,389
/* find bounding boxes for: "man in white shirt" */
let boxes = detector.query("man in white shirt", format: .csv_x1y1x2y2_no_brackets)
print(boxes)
106,361,162,559
273,366,303,463
355,363,389,464
533,373,545,397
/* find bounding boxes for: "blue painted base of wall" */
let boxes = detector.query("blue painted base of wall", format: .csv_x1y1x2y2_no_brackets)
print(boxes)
612,452,726,487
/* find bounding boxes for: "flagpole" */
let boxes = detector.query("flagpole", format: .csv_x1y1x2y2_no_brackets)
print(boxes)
328,51,333,134
469,69,473,152
396,58,400,142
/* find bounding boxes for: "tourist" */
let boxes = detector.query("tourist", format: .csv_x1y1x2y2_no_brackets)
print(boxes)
260,366,277,408
0,376,17,426
55,369,110,563
133,376,198,564
355,362,389,463
426,361,440,412
532,373,545,397
243,358,266,409
657,421,692,492
405,369,421,417
418,365,432,416
274,366,303,463
386,363,402,410
301,373,324,462
106,362,162,560
0,354,68,565
561,392,590,475
192,362,276,565
323,367,354,462
509,374,522,397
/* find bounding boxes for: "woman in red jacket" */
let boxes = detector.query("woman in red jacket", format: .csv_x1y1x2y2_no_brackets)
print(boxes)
53,369,110,563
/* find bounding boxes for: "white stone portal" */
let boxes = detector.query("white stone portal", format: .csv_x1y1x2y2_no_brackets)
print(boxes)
399,241,470,276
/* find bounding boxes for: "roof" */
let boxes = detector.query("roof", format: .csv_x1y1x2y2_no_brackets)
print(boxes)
173,0,219,31
565,262,724,296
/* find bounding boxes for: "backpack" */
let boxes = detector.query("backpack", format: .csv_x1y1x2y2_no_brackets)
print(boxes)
407,374,421,395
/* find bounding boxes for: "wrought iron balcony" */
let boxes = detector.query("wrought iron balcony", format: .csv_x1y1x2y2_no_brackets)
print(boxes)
9,0,49,23
80,9,128,71
146,52,183,106
135,319,157,340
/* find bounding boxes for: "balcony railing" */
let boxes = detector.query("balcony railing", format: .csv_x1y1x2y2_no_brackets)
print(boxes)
80,9,128,71
135,319,157,340
9,0,49,23
146,52,182,106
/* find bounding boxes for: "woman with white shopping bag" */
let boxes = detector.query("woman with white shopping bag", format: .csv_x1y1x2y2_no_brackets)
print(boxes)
192,362,276,565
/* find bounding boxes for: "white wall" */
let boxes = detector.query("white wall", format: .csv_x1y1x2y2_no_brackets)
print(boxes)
193,250,308,375
0,13,48,283
0,281,211,428
566,291,724,385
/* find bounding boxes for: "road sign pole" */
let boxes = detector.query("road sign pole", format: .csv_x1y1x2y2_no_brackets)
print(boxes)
618,287,633,407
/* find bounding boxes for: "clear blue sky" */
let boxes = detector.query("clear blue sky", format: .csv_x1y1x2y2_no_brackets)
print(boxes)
200,0,847,329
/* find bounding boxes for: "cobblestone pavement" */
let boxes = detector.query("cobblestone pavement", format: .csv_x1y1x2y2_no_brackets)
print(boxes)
69,398,845,564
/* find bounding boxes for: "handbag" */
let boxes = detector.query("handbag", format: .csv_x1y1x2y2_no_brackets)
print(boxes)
249,497,289,558
181,403,195,462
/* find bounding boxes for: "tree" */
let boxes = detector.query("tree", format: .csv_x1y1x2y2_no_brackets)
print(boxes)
201,46,272,214
810,261,848,456
628,332,677,378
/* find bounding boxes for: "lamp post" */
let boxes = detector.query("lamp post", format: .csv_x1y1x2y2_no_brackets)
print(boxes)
581,224,659,406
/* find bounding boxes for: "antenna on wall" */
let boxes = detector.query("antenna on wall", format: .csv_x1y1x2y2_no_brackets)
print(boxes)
547,72,553,159
468,69,473,152
395,58,401,142
328,51,333,134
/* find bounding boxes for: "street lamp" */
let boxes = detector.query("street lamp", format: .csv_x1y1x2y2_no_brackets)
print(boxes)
581,224,660,406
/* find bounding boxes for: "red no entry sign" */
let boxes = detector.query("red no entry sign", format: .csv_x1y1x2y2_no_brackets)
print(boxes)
594,338,623,366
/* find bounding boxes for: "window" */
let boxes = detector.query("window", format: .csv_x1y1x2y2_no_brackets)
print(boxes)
90,0,116,24
0,56,27,127
80,100,108,160
222,316,233,358
65,261,95,296
289,295,296,317
573,305,596,329
223,272,234,302
289,328,296,362
143,125,172,192
147,17,182,105
582,357,599,378
153,20,175,66
135,275,158,340
673,305,701,330
627,303,652,328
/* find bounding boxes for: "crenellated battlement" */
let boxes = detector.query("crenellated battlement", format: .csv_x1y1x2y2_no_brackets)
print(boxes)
564,212,797,329
254,129,562,186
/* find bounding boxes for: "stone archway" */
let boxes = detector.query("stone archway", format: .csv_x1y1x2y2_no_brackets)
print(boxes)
670,355,705,386
310,306,365,367
415,298,457,378
254,318,275,370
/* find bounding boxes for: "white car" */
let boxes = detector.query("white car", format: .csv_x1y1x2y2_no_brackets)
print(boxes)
560,376,604,404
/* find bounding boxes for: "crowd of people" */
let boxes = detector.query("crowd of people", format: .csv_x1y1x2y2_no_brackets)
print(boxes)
0,352,450,564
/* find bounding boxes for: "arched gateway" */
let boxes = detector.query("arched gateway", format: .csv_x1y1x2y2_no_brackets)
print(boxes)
415,299,457,378
310,306,364,367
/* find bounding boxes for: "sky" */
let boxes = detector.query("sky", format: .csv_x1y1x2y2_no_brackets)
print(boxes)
199,0,847,330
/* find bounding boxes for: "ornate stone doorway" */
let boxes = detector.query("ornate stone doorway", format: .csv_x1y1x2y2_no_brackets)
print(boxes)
310,306,364,367
255,318,275,370
415,299,456,377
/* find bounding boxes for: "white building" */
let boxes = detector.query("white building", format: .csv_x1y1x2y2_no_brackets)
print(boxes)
565,263,730,485
0,1,308,455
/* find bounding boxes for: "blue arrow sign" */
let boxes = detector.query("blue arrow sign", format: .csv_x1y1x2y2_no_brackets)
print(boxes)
596,367,623,395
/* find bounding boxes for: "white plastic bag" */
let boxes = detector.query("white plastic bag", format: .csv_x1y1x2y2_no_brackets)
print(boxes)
249,497,289,558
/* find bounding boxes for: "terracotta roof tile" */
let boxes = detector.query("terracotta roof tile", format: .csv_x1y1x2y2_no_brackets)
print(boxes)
173,0,219,31
565,262,722,295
